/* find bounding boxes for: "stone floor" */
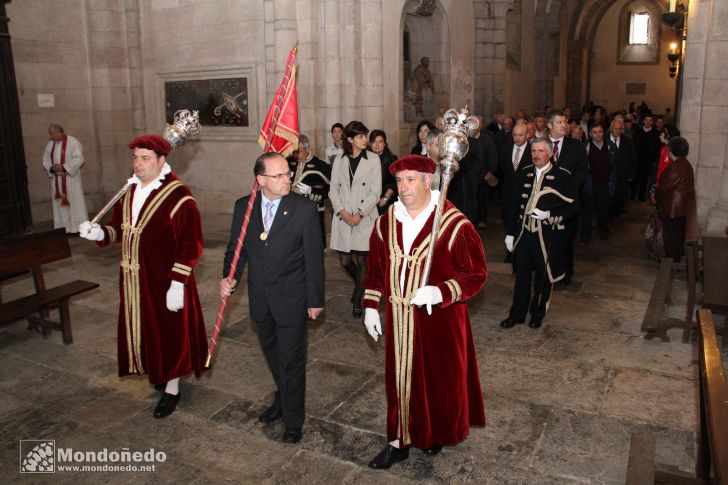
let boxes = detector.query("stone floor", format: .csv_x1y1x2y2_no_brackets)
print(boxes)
0,201,720,484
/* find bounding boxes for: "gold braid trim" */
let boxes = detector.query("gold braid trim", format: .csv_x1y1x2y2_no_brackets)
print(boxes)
448,219,468,251
105,225,117,242
172,262,192,276
170,195,194,218
444,279,463,302
120,180,183,375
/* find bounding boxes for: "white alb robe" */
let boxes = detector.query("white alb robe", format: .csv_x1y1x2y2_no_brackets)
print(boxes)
42,135,88,233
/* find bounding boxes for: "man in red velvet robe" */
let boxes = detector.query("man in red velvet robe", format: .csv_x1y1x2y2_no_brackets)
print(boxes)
362,154,488,469
79,134,208,419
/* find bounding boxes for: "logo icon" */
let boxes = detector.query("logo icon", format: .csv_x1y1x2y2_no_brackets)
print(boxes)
20,440,55,473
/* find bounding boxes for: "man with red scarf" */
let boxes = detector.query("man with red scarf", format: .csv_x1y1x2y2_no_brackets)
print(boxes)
362,155,487,469
79,134,208,419
42,124,88,234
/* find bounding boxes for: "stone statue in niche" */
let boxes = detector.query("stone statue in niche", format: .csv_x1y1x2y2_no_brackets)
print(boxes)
409,56,434,119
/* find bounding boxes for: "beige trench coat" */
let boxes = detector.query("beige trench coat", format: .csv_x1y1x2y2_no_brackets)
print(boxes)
329,151,382,252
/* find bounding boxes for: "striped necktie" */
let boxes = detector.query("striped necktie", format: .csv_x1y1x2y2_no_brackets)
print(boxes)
263,201,274,232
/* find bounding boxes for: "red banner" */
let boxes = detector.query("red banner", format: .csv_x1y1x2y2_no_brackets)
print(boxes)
258,46,299,156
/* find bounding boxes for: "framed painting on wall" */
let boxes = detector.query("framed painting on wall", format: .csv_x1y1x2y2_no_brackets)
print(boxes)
158,67,259,141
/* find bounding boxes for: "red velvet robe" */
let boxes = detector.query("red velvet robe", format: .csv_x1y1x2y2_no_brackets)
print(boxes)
363,200,487,448
98,173,208,384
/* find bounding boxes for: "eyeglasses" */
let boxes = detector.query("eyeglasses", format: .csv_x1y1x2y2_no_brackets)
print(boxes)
260,171,293,180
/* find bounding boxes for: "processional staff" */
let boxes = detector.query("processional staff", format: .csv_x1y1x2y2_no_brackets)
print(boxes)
419,107,479,286
89,109,202,225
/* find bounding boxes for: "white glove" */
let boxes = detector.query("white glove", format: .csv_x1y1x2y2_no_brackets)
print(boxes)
530,208,550,220
410,286,443,316
166,281,185,312
296,182,312,195
79,221,104,241
364,308,382,341
505,235,514,253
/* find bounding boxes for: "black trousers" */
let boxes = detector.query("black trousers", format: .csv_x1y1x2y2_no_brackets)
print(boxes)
255,313,308,428
580,184,611,240
564,215,577,278
318,211,326,248
510,231,553,321
661,217,686,262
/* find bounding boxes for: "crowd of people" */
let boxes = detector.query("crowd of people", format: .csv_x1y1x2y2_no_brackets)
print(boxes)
64,98,693,469
280,102,693,321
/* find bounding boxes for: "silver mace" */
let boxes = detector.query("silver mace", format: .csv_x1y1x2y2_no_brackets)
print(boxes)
419,107,479,286
90,109,201,225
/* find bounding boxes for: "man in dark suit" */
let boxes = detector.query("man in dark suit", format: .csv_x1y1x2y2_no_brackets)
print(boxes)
631,112,661,202
547,110,588,285
499,121,531,262
220,152,325,444
609,118,637,217
289,134,331,246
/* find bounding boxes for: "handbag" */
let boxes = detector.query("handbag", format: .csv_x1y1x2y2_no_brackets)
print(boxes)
644,210,664,259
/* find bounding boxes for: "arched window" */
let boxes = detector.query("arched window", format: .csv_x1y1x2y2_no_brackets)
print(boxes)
629,12,650,44
617,0,662,64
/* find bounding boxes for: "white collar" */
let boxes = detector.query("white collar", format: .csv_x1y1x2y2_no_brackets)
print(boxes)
127,162,171,190
535,163,552,179
394,190,439,224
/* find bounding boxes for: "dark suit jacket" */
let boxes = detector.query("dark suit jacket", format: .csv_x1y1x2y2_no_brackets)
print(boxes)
499,141,532,205
614,135,637,187
552,136,588,198
224,192,325,323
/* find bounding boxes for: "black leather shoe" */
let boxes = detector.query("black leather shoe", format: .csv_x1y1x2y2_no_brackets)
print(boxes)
557,274,573,287
353,303,363,318
368,444,410,469
503,253,512,263
258,404,283,423
282,427,302,443
528,317,543,329
499,317,524,329
153,382,167,392
421,445,443,455
153,392,180,419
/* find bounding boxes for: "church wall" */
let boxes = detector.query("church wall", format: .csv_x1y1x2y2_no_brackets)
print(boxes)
503,0,535,116
137,0,269,234
7,0,104,227
588,0,678,114
679,0,728,235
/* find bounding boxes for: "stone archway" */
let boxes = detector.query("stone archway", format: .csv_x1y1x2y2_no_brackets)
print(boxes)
565,0,675,113
381,0,474,156
401,0,450,123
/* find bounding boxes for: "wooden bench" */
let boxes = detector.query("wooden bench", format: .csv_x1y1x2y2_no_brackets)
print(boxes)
0,229,99,344
643,237,728,344
626,309,728,484
640,251,693,342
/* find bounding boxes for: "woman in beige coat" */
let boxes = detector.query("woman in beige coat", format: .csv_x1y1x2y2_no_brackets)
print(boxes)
329,121,382,317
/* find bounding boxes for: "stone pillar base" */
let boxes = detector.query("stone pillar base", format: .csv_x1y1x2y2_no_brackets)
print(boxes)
704,202,728,236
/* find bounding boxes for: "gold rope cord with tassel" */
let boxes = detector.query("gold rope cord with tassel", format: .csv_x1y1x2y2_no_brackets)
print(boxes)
120,181,183,374
386,205,462,445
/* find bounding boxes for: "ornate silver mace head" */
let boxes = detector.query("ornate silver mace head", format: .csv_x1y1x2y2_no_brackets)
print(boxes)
162,109,202,149
438,107,479,174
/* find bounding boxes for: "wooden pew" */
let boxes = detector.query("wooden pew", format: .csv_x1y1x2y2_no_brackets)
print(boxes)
0,229,99,344
626,309,728,484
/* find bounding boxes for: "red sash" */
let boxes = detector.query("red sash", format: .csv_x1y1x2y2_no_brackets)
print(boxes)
51,136,70,206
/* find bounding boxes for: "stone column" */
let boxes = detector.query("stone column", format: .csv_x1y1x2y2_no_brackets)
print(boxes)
679,0,728,235
473,0,510,117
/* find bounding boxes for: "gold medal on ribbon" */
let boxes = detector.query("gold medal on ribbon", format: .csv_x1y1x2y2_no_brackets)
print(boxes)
260,231,268,241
